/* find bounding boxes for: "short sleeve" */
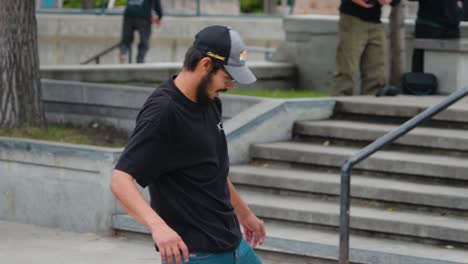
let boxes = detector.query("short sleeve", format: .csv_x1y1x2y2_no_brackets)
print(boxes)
115,98,172,188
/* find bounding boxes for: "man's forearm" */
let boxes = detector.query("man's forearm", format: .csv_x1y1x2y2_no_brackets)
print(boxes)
227,178,253,219
110,170,166,231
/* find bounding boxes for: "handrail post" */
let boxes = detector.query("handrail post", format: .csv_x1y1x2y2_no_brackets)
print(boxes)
100,0,106,15
128,47,132,64
339,161,353,264
196,0,201,16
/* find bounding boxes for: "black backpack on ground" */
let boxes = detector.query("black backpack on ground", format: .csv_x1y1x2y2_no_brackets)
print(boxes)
401,72,438,95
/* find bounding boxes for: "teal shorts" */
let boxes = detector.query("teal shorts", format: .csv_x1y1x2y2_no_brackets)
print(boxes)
162,239,262,264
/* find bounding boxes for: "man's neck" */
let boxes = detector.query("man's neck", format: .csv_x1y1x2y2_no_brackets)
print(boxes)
174,71,199,103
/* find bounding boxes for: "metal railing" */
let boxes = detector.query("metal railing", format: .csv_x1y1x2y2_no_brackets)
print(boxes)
81,42,132,64
338,86,468,264
81,43,273,64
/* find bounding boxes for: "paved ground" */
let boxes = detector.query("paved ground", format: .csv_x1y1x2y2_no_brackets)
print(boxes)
0,220,161,264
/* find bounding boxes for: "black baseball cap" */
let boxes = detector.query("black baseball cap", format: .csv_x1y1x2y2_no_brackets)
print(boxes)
193,25,257,85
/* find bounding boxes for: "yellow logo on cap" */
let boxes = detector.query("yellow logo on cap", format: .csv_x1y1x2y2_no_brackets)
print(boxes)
240,50,247,63
207,52,226,61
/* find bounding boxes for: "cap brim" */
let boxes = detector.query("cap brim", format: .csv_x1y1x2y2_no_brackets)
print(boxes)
224,65,257,85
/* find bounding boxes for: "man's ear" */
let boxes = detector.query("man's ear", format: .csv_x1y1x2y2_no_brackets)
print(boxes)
197,57,213,74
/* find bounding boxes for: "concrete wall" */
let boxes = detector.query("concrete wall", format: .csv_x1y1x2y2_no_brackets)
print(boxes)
225,98,335,164
0,137,121,235
37,14,284,65
161,0,239,15
274,15,468,93
41,79,264,134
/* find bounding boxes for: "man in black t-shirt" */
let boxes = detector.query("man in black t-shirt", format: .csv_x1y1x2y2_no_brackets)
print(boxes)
111,26,264,264
119,0,163,64
333,0,401,96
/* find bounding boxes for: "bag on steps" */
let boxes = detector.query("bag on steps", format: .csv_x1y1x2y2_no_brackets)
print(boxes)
401,72,438,95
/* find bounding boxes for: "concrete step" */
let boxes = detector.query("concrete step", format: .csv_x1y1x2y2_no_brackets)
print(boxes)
335,96,468,124
112,214,468,264
250,141,468,181
294,120,468,152
263,219,468,264
237,189,468,244
229,165,468,211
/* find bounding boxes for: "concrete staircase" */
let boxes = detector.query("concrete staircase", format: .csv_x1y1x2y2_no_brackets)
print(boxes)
112,96,468,264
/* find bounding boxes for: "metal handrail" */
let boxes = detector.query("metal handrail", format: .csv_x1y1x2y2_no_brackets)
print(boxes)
247,46,276,61
81,42,132,65
338,86,468,264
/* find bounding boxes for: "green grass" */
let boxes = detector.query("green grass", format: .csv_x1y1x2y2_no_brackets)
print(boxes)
63,0,126,9
0,124,128,148
228,90,329,98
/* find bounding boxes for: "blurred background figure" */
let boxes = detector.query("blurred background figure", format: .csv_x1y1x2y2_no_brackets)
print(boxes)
119,0,163,64
333,0,401,96
410,0,464,72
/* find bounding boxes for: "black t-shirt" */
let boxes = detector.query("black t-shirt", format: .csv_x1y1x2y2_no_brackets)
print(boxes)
340,0,401,23
124,0,163,19
411,0,463,29
115,78,242,253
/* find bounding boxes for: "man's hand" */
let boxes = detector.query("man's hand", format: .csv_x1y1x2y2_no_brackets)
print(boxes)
151,16,162,26
378,0,393,5
352,0,375,8
151,223,189,264
239,212,266,248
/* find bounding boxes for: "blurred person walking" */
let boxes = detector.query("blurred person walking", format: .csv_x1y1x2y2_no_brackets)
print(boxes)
119,0,163,63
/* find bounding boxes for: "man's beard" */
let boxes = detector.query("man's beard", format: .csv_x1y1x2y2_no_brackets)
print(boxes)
196,72,213,104
196,71,227,104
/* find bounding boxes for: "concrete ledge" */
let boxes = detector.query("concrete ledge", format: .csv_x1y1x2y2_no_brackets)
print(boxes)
0,137,122,235
413,39,468,94
42,79,153,133
41,80,265,133
40,62,297,90
225,97,335,164
414,39,468,53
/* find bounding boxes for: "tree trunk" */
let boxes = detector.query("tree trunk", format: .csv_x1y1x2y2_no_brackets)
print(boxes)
389,0,406,88
0,0,46,128
82,0,95,10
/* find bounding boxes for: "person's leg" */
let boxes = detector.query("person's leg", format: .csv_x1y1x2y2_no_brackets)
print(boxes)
360,22,386,95
412,23,427,73
464,0,468,21
135,17,152,63
119,15,134,63
235,239,262,264
333,13,368,96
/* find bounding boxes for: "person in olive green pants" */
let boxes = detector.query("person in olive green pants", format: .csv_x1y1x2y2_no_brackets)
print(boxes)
333,0,400,96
